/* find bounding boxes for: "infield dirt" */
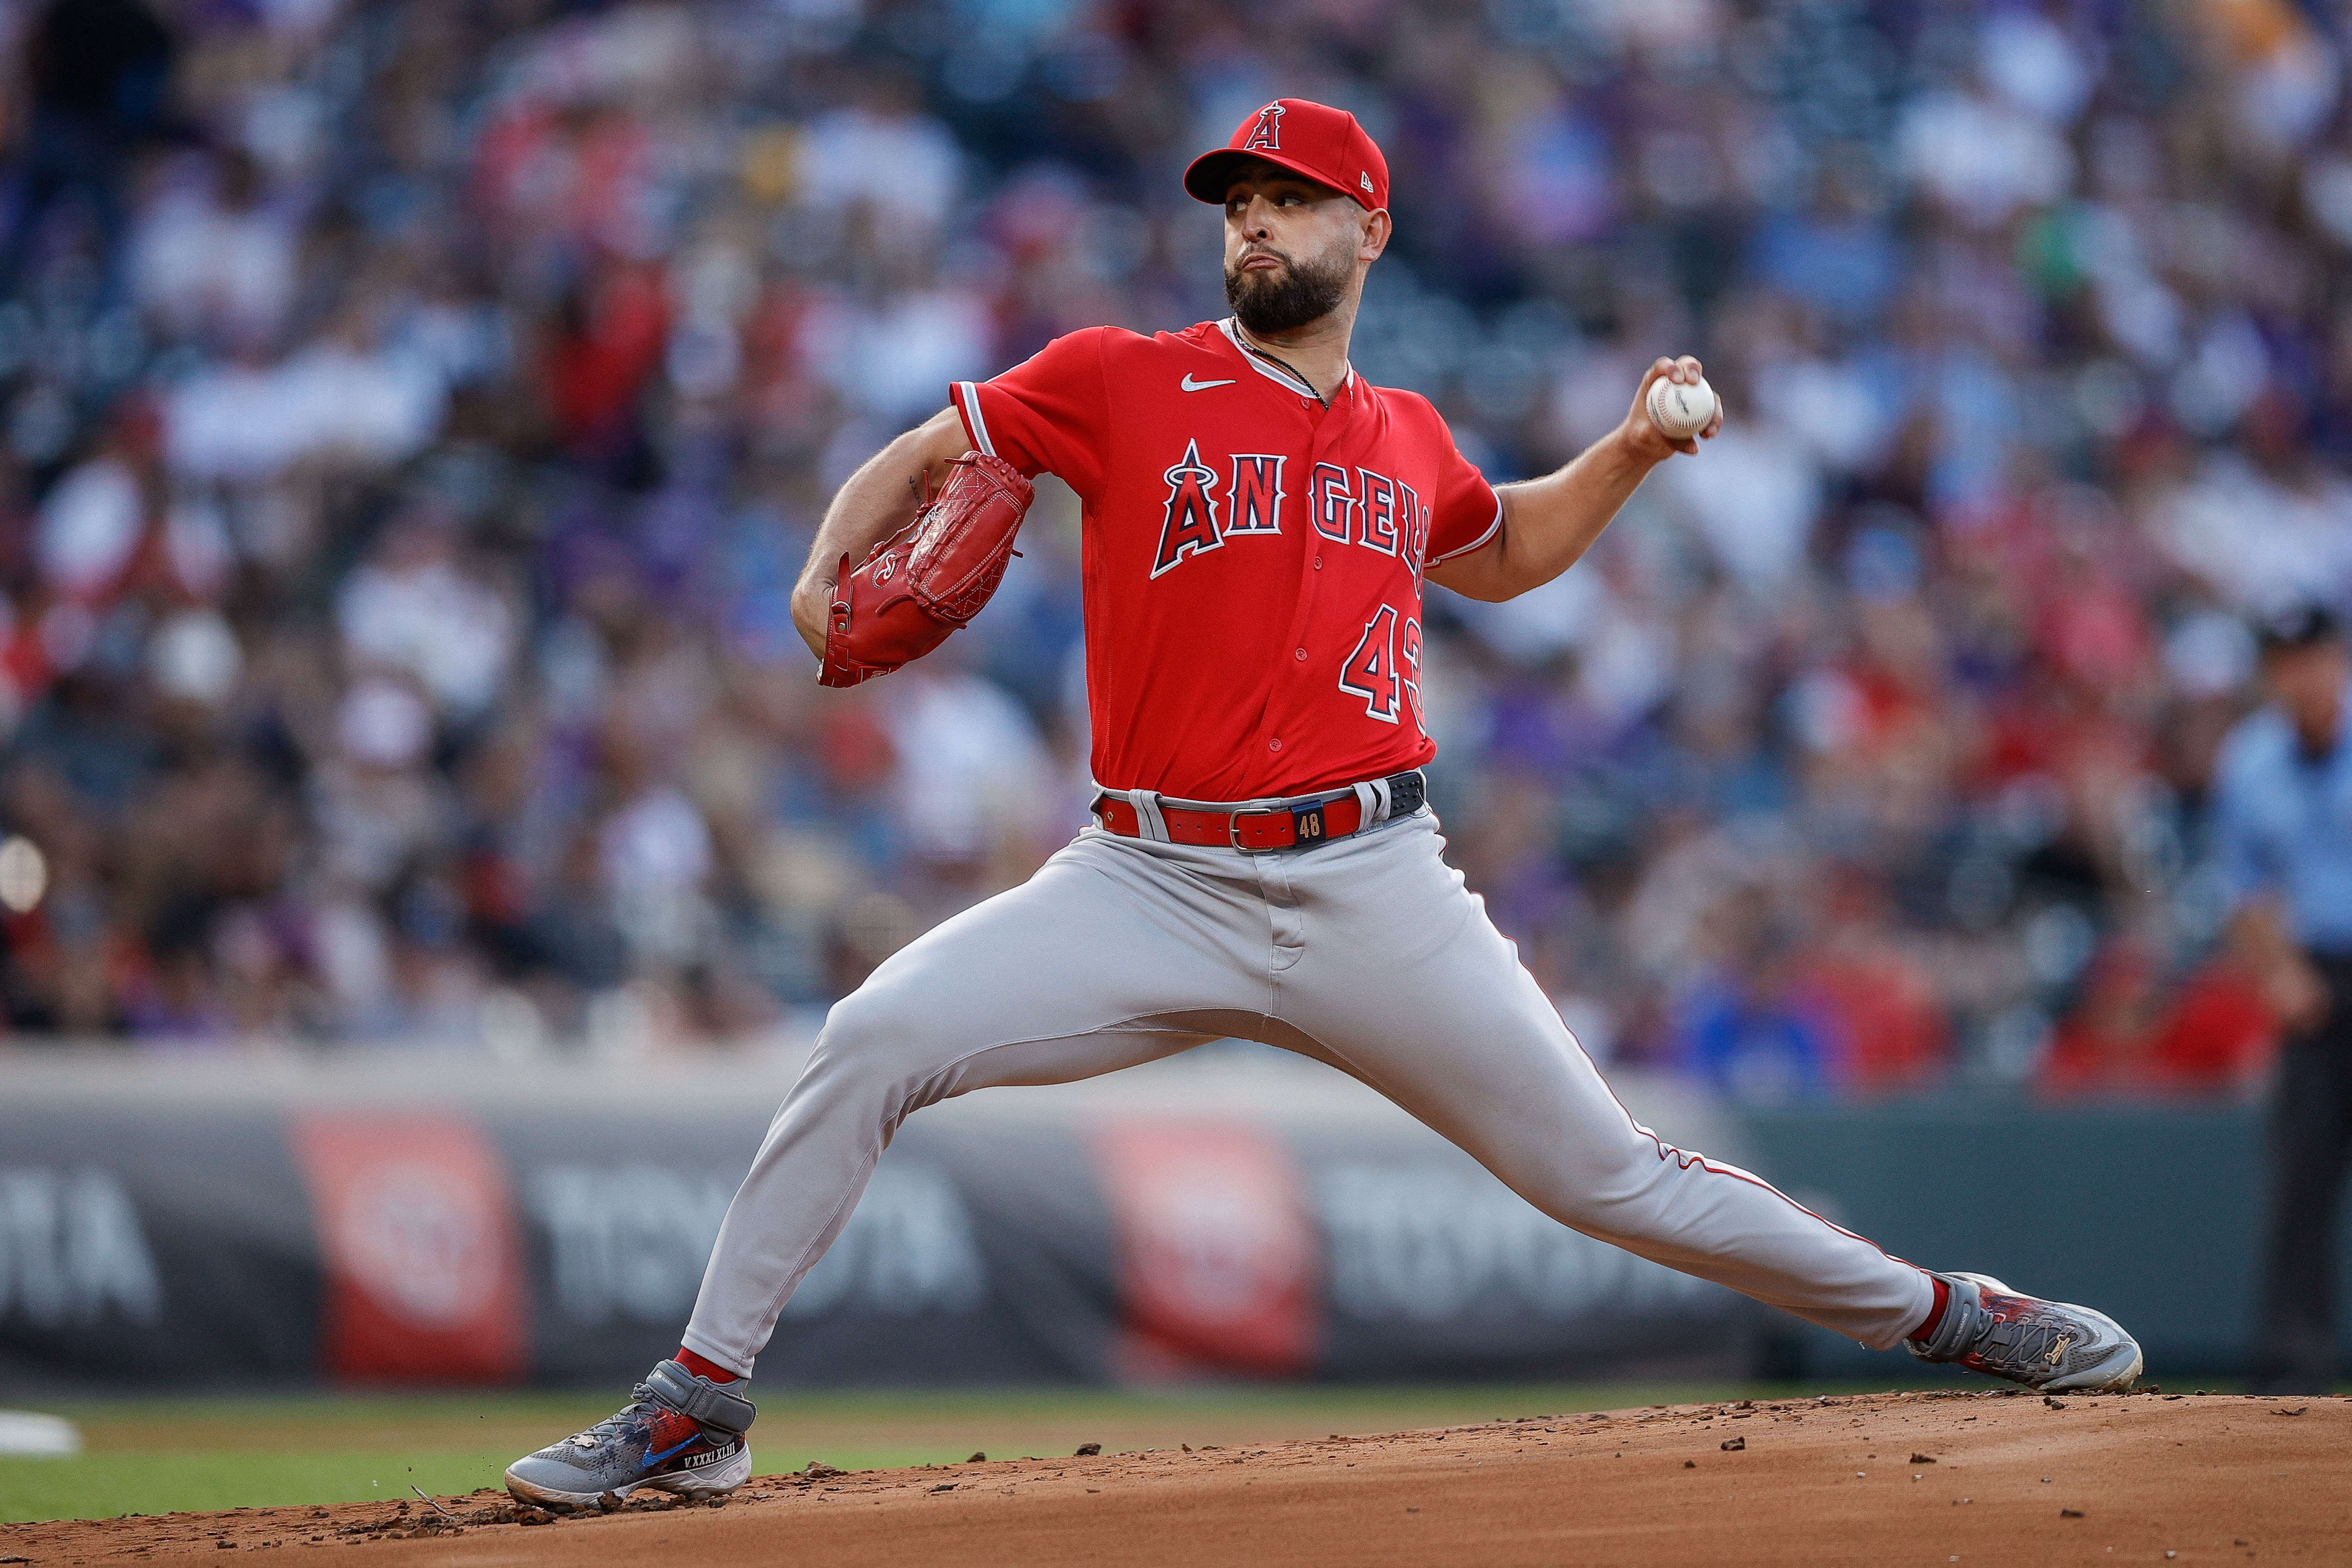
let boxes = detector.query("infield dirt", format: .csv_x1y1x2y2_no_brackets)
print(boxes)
2,1389,2338,1565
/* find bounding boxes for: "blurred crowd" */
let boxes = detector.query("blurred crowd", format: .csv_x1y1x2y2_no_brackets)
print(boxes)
0,0,2338,1096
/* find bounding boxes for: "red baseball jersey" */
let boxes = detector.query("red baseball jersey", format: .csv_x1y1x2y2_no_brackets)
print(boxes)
950,318,1501,803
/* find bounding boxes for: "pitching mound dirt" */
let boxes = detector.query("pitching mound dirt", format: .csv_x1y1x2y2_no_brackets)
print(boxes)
4,1390,2341,1565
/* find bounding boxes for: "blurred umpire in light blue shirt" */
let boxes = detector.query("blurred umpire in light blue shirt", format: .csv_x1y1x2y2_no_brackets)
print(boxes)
2211,603,2352,1393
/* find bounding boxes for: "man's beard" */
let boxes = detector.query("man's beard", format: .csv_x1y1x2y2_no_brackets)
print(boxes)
1224,242,1350,336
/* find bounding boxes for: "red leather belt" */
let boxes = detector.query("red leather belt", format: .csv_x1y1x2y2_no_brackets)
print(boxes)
1092,771,1424,853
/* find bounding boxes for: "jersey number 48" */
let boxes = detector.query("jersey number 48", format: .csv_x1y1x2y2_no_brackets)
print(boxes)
1338,605,1426,737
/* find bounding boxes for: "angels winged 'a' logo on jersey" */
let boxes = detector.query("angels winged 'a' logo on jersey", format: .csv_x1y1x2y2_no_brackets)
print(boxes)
1151,440,1222,578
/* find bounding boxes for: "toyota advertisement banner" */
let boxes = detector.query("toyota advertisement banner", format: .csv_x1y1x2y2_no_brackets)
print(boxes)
0,1062,1761,1391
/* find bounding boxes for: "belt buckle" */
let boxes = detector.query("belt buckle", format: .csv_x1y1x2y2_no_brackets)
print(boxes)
1228,799,1332,852
1228,806,1283,853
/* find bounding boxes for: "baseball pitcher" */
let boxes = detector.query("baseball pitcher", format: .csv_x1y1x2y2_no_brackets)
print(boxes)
504,99,2141,1510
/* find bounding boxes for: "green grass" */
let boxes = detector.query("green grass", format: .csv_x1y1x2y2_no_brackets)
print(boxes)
0,1378,1962,1524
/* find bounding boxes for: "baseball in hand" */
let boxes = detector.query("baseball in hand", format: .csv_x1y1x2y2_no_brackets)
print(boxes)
1646,374,1717,441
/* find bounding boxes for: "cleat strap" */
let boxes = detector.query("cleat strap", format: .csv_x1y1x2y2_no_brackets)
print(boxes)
1909,1274,1990,1363
645,1359,757,1435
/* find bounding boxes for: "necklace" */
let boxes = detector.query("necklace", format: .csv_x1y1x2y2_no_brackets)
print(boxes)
1235,326,1339,409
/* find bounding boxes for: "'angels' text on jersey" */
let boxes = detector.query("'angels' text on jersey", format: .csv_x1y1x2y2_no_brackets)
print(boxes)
1149,447,1431,581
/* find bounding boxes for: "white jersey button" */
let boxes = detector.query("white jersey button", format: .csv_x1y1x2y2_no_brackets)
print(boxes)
1294,647,1307,661
1268,738,1283,752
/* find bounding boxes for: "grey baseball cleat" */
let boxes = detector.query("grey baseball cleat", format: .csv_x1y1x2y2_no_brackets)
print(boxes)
504,1359,756,1511
1906,1272,2142,1392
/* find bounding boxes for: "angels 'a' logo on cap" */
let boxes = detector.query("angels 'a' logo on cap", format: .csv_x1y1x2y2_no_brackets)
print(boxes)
1242,102,1283,151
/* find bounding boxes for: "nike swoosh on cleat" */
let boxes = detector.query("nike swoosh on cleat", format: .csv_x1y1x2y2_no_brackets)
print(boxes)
1180,374,1236,391
644,1436,699,1467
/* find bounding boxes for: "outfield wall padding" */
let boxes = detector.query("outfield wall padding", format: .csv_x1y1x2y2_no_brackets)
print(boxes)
0,1048,2300,1390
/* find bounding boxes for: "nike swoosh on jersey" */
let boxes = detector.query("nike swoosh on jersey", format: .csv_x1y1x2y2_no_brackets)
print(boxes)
1180,374,1236,391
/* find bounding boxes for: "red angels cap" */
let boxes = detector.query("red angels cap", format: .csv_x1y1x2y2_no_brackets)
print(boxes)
1183,98,1389,212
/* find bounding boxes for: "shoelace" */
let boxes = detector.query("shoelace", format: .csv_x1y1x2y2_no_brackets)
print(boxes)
565,1383,662,1450
1976,1303,2073,1373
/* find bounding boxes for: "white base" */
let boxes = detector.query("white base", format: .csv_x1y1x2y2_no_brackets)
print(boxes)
0,1411,81,1457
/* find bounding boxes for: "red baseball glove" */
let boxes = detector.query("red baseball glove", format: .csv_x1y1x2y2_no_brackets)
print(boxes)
819,452,1035,687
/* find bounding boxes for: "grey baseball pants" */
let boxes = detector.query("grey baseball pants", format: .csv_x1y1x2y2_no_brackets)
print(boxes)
681,806,1935,1375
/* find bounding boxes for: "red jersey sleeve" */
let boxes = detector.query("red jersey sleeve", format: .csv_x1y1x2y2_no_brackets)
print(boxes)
949,328,1110,501
1423,426,1503,567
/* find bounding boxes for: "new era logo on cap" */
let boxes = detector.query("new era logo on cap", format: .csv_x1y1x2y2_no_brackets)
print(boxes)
1184,98,1389,212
